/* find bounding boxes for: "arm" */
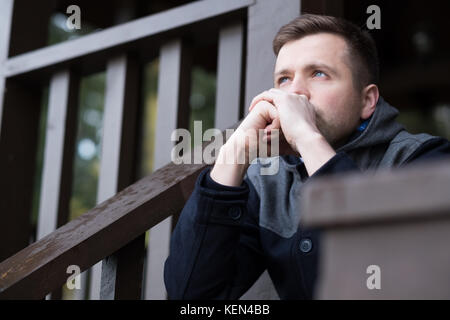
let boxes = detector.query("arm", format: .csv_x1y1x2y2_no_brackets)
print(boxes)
165,100,281,299
164,167,266,299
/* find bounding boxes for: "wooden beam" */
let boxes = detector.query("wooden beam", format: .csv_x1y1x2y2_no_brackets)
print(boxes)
85,54,142,300
100,234,145,300
215,22,244,131
144,38,192,300
0,0,14,145
300,159,450,299
301,158,450,229
0,80,42,262
0,0,13,58
0,159,206,299
0,0,55,264
316,217,450,299
37,70,79,240
2,0,254,79
244,0,301,115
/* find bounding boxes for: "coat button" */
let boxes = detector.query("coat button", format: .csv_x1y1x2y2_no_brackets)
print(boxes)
229,207,242,220
299,238,313,253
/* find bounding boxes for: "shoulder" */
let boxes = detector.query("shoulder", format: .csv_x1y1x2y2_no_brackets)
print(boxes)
404,136,450,164
381,130,443,166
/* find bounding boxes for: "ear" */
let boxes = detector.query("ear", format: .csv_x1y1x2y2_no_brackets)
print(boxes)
360,84,379,120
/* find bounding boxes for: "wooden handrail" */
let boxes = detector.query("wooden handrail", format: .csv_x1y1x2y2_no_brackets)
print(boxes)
301,157,450,229
0,121,241,299
0,160,205,299
300,157,450,299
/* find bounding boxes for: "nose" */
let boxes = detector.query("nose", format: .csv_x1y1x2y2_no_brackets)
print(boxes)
287,76,310,99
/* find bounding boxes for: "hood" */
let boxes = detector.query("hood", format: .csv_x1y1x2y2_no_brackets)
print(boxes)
337,96,404,153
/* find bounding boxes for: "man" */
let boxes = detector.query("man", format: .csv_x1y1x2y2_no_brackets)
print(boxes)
164,14,450,299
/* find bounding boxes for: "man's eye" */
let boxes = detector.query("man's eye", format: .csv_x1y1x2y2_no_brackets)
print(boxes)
278,77,289,84
313,70,327,78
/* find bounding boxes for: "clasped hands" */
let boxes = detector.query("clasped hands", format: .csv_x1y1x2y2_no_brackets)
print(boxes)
212,89,335,185
239,88,322,157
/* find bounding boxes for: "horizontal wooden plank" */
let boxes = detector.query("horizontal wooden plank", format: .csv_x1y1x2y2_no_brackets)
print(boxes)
316,218,450,299
2,0,254,79
301,157,450,229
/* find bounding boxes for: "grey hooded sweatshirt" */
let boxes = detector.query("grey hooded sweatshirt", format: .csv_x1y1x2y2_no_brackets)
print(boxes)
246,97,435,240
165,97,450,300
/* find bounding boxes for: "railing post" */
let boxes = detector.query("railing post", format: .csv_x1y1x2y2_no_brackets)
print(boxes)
214,22,244,130
36,69,79,299
37,70,79,241
0,0,14,132
244,0,301,114
0,0,54,262
144,38,192,299
87,54,143,300
101,234,146,300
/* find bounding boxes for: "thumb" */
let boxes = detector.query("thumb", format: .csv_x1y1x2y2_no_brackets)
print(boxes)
265,116,280,132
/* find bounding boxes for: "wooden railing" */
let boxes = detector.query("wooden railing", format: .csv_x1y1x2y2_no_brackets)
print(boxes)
0,151,208,299
0,0,306,299
301,157,450,299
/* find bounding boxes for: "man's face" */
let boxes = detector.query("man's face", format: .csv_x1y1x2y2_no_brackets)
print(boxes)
274,33,363,148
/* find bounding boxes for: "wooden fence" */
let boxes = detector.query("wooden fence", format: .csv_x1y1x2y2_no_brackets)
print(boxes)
0,0,310,299
301,158,450,299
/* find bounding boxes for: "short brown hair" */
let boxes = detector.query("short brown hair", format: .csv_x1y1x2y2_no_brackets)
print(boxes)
273,14,379,90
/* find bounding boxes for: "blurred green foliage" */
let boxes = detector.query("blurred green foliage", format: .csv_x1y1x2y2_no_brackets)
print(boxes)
69,72,105,220
138,59,159,178
189,66,217,144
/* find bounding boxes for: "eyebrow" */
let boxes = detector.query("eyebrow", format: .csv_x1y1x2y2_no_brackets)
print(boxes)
274,63,338,78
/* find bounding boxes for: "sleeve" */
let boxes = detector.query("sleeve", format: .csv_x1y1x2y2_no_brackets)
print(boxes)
308,151,361,180
164,167,266,299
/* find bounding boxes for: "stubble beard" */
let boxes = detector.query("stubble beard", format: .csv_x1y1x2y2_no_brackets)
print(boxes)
315,109,356,150
315,110,341,149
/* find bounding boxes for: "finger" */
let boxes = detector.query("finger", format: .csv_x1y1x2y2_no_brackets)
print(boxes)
269,88,284,94
272,117,281,130
265,102,279,123
265,117,280,133
249,97,271,112
249,94,272,112
298,94,308,100
249,90,279,112
249,92,266,112
256,101,279,130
